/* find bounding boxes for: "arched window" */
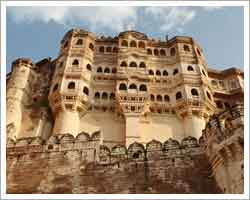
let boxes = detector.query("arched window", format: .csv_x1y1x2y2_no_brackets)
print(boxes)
163,70,168,76
129,84,137,90
157,95,163,101
97,67,102,73
154,49,159,56
138,41,145,48
86,64,92,71
173,69,178,75
139,62,146,68
104,68,110,73
63,41,68,48
53,83,58,92
89,43,94,51
164,95,170,102
191,88,199,96
72,59,79,66
95,92,100,99
99,46,105,52
68,82,75,89
150,94,155,101
106,46,112,52
130,40,137,47
183,45,190,52
176,92,182,100
110,93,115,100
121,40,128,47
113,47,118,53
147,49,152,55
206,91,212,100
129,62,137,68
156,70,161,76
149,70,154,75
102,92,108,100
187,65,194,71
197,48,201,56
120,61,127,67
112,68,117,73
119,83,127,91
160,49,166,56
83,86,89,96
76,39,83,45
139,84,147,92
170,48,176,56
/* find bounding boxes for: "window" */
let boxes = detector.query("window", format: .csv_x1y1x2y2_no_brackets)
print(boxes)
58,62,64,68
206,91,212,100
63,41,68,48
89,43,94,51
150,94,155,101
110,93,115,100
191,89,199,96
224,102,230,108
106,46,112,52
197,48,201,56
202,70,207,77
149,70,154,75
68,82,75,89
216,101,223,109
173,69,178,75
113,47,118,53
156,70,161,76
76,39,83,45
97,67,102,73
154,49,159,56
164,95,170,102
83,87,89,96
187,66,194,71
99,46,105,52
163,70,168,76
104,68,110,73
120,61,127,67
119,83,127,90
139,62,146,68
72,59,79,66
183,45,190,52
86,64,92,71
147,49,152,55
170,48,176,56
160,49,166,56
53,84,58,92
130,40,137,47
121,40,128,47
157,95,162,101
129,84,137,90
139,84,147,91
102,92,108,100
176,92,182,100
211,80,217,86
129,62,137,68
95,92,100,99
112,68,117,73
138,41,145,48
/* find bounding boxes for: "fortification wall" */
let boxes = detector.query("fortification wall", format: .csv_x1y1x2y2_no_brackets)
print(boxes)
7,133,221,194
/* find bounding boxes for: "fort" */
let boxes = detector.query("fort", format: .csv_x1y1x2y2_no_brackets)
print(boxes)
6,28,244,193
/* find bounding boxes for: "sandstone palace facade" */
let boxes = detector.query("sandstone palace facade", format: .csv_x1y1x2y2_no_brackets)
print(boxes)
6,29,244,194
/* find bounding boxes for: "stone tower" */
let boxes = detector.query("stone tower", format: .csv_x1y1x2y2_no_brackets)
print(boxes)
6,58,35,139
48,29,95,136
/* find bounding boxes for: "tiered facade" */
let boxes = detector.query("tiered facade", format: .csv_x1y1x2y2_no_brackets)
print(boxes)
6,28,244,147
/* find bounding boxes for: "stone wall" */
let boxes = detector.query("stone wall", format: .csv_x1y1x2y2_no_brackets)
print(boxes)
7,133,222,194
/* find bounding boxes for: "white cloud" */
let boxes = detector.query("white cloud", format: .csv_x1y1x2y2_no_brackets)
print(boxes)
8,6,223,33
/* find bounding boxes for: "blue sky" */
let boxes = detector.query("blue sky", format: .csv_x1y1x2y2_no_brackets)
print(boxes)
6,6,244,73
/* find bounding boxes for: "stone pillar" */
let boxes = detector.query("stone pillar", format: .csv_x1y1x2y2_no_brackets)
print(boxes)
183,114,206,139
125,115,140,146
53,110,80,136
